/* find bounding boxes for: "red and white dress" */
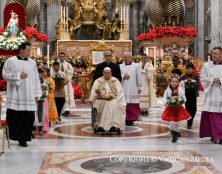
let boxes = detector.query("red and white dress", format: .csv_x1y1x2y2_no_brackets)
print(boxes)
162,87,190,122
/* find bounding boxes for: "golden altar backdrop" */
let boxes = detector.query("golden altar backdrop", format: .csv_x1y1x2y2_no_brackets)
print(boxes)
57,40,132,58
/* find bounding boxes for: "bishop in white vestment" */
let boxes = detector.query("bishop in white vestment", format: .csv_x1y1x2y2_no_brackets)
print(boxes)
51,52,75,115
2,42,42,147
139,54,156,115
200,47,222,144
90,67,126,132
120,52,142,126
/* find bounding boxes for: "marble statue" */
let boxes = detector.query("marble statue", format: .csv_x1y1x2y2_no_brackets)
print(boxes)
7,11,19,39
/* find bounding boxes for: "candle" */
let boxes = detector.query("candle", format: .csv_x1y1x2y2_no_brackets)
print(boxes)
47,44,50,68
66,6,68,24
120,5,122,28
60,6,62,23
123,5,125,25
63,6,65,25
126,5,128,26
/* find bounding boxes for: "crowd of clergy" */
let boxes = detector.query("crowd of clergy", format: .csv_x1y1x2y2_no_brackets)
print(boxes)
2,42,222,147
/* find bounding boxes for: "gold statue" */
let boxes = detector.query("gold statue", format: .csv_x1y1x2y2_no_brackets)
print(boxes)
96,17,112,40
55,19,63,40
69,0,83,39
68,0,121,40
94,0,107,20
111,9,121,40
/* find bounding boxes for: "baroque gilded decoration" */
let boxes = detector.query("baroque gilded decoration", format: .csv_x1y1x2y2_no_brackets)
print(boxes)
4,0,40,26
55,0,122,40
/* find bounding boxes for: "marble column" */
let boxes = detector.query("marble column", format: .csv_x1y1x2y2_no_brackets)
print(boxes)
210,0,222,49
131,0,139,54
39,1,46,33
0,0,5,26
195,0,205,58
47,2,61,43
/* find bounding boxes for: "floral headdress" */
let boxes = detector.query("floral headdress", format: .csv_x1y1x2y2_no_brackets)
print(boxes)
169,73,180,81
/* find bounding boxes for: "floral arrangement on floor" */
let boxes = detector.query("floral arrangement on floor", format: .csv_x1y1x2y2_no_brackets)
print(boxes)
137,27,198,43
166,96,185,108
73,84,82,99
0,27,48,51
0,79,7,91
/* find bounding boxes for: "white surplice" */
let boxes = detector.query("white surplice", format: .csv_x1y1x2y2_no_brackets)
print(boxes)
120,62,142,103
51,61,75,110
200,61,222,112
139,62,157,109
90,77,126,131
2,56,42,111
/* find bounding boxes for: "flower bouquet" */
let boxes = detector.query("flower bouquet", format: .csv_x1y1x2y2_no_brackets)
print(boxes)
52,73,66,90
184,78,197,89
166,96,185,108
40,81,50,101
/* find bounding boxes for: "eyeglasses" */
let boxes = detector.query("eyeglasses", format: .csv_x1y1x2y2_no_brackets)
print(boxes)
105,55,112,57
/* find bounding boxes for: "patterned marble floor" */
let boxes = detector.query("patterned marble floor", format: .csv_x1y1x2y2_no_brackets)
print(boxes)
0,92,222,174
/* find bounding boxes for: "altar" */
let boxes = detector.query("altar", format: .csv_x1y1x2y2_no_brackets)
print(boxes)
57,40,132,58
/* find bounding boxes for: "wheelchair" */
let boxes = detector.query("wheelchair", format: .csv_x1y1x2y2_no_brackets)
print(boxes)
91,104,121,135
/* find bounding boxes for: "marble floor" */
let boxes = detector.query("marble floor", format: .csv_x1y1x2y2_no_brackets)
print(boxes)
0,92,222,174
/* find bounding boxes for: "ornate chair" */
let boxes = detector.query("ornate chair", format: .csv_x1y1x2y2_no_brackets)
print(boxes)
0,95,10,153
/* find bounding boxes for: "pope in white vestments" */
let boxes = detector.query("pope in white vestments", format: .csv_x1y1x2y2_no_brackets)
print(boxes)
51,52,75,115
90,67,126,132
139,54,156,115
120,52,142,126
200,47,222,144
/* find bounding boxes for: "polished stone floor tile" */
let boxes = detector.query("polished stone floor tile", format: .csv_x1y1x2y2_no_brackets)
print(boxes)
0,93,222,174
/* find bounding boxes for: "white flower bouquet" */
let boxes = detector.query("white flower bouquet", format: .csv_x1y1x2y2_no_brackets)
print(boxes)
166,95,185,108
40,81,50,101
184,78,197,89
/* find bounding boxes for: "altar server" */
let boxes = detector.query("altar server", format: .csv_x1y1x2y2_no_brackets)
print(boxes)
200,46,222,145
120,52,142,126
139,53,156,116
3,42,42,147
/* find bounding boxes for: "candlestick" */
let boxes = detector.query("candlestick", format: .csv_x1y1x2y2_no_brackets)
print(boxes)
47,44,50,68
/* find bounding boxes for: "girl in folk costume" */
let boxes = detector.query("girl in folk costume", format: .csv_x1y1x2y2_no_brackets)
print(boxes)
35,68,50,135
43,68,59,123
162,73,190,143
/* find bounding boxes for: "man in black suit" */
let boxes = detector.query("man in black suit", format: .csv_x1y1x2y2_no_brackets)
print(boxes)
93,51,122,83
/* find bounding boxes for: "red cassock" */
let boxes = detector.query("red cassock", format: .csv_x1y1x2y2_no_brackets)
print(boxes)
162,106,190,122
